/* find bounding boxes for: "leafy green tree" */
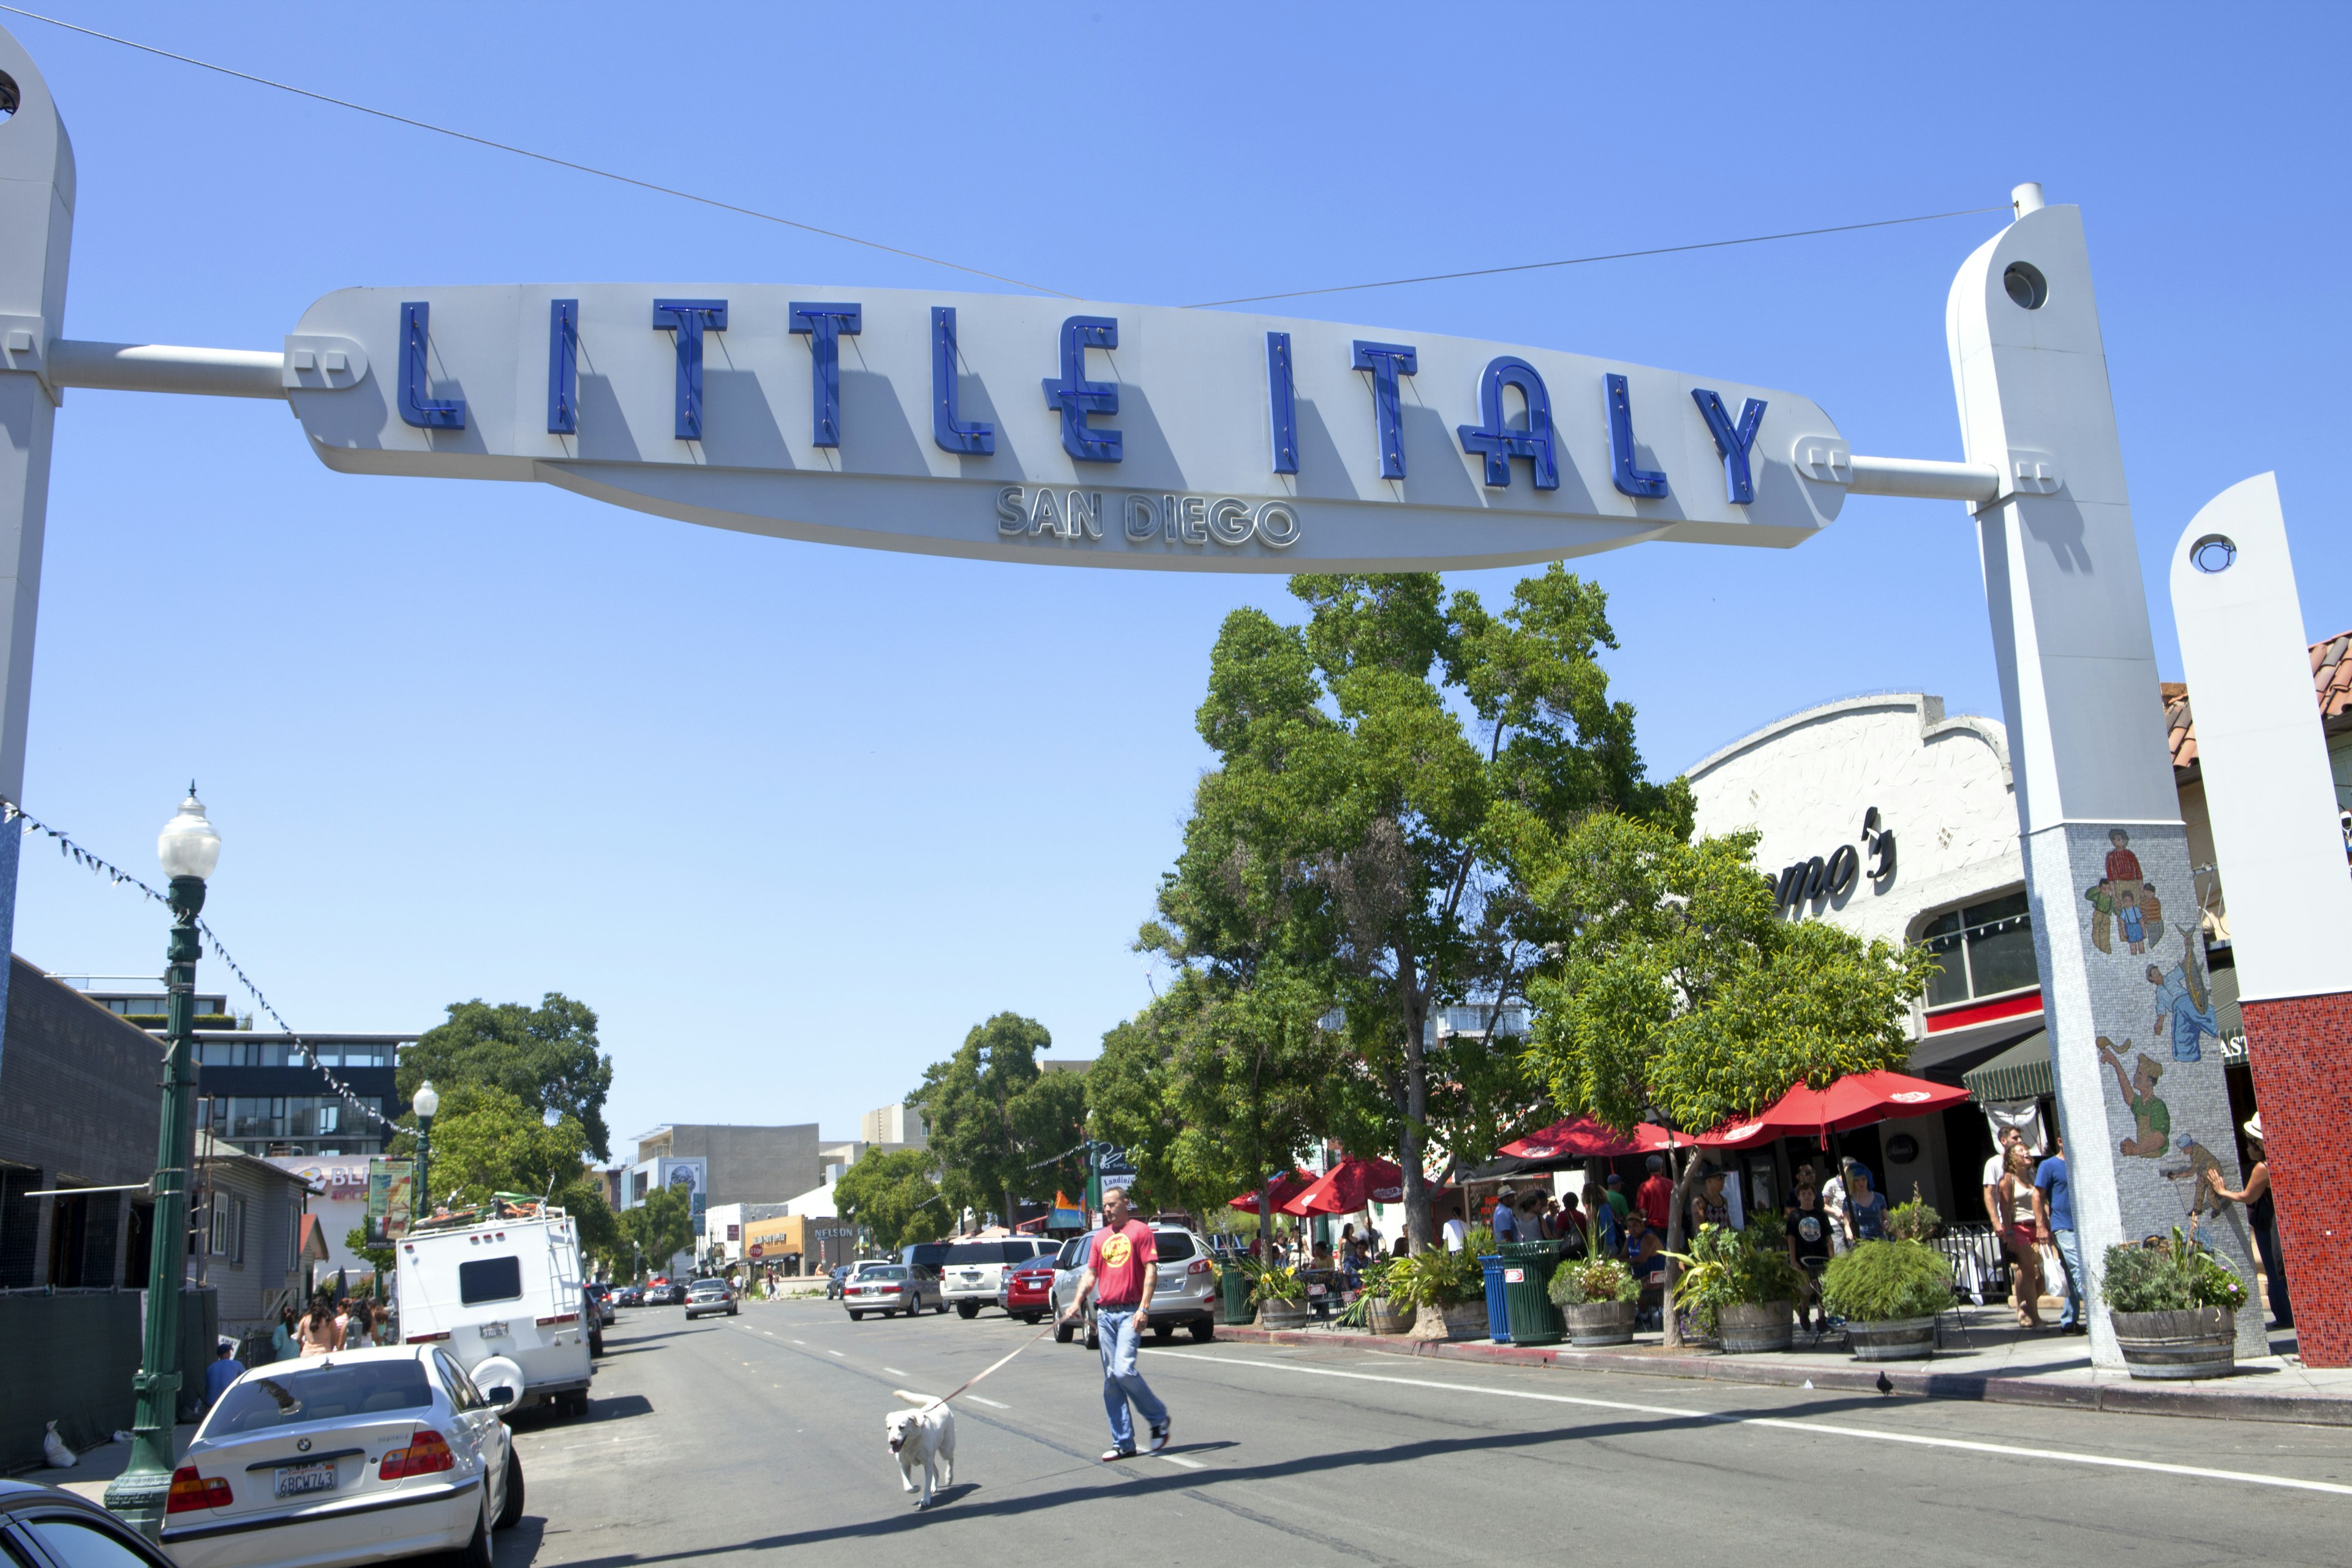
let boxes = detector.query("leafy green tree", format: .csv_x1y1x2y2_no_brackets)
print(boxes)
835,1148,951,1253
910,1013,1087,1227
398,994,615,1160
379,1079,622,1273
616,1183,693,1278
345,1226,395,1278
1091,963,1330,1244
1155,567,1681,1248
1522,812,1937,1344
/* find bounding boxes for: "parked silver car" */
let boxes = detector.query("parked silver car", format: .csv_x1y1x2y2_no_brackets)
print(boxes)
1050,1224,1219,1347
683,1278,738,1319
845,1264,945,1320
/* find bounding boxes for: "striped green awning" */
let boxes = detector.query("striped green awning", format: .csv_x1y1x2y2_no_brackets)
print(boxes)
1964,1030,2051,1104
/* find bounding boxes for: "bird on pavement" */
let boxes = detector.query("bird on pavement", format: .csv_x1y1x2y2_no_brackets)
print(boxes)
1875,1372,1894,1396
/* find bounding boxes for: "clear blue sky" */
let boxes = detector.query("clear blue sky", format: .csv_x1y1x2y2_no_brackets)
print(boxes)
8,2,2345,1158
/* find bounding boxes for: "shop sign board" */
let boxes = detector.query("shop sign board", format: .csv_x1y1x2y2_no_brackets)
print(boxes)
281,284,1850,574
364,1158,414,1245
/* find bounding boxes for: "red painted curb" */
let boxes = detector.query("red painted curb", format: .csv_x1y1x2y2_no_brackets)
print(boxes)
1209,1325,2346,1425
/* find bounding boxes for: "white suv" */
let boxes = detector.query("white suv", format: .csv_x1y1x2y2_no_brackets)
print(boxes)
939,1238,1055,1317
1050,1224,1220,1347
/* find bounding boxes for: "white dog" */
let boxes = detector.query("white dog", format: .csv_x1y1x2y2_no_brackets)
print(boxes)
886,1392,957,1508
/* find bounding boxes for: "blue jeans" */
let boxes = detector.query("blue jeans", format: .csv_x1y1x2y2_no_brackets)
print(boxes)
2051,1229,2084,1328
1096,1308,1168,1451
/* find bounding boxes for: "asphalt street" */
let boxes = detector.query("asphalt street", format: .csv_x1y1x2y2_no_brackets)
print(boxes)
494,1298,2350,1566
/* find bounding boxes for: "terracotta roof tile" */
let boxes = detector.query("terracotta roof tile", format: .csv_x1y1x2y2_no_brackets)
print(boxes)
2168,631,2352,783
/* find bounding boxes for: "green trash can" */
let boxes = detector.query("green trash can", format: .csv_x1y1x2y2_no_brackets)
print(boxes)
1219,1264,1255,1325
1498,1241,1564,1347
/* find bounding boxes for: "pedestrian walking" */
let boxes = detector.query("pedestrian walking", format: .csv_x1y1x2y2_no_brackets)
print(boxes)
1844,1164,1890,1243
1784,1180,1834,1332
270,1303,298,1363
2033,1129,2084,1333
203,1343,241,1411
1997,1145,2045,1328
1057,1185,1172,1462
1820,1161,1851,1256
1491,1188,1523,1244
295,1294,341,1357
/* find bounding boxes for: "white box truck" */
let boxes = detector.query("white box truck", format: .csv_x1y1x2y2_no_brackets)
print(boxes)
395,1204,595,1417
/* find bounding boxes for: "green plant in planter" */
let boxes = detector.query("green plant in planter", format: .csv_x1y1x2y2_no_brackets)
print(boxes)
1464,1224,1497,1258
1245,1259,1308,1305
1667,1222,1804,1335
1883,1192,1943,1243
1548,1256,1639,1308
1386,1246,1480,1311
1820,1238,1953,1322
2098,1228,2248,1313
1334,1257,1396,1328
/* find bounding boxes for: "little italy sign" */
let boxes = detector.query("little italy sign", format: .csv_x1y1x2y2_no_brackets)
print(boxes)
271,284,1850,573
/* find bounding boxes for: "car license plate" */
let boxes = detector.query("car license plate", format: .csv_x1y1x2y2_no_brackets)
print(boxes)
274,1461,338,1498
481,1321,508,1338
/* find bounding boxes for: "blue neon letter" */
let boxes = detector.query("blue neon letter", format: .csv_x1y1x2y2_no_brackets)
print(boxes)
791,302,862,448
398,301,465,431
653,298,728,441
1042,316,1121,462
547,299,578,435
1605,373,1668,498
1457,356,1559,489
1351,341,1417,480
1267,331,1298,475
931,307,995,456
1691,388,1767,505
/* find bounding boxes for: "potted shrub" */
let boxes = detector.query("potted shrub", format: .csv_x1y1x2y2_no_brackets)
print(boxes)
1820,1238,1953,1360
2099,1228,2248,1380
1248,1260,1311,1329
1390,1247,1490,1341
1336,1258,1415,1335
1671,1222,1803,1353
1547,1256,1640,1346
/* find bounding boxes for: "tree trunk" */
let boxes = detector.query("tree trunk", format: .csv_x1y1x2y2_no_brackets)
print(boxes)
1660,1143,1709,1350
1394,945,1434,1253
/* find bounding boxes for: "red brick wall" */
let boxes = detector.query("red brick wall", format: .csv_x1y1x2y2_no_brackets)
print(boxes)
2241,993,2352,1367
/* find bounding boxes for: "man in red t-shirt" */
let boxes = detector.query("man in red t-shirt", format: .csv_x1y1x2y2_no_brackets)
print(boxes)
1058,1185,1172,1461
1634,1155,1673,1233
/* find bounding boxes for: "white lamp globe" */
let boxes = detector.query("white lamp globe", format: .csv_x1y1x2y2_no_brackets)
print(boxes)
156,788,222,881
413,1080,440,1120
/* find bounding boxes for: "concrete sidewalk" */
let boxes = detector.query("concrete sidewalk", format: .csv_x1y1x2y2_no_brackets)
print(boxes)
17,1425,195,1501
1218,1306,2350,1425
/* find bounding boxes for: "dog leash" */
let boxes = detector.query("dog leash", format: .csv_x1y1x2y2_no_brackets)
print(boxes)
913,1321,1058,1411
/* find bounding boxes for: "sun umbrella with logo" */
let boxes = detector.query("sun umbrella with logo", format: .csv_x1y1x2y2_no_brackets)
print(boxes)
1500,1114,1675,1161
1227,1167,1318,1212
1281,1156,1409,1216
1697,1069,1969,1148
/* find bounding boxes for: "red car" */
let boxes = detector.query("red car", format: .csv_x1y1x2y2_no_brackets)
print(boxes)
997,1256,1058,1324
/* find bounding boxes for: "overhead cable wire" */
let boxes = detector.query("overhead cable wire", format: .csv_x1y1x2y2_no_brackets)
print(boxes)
0,4,1076,299
1179,207,2013,309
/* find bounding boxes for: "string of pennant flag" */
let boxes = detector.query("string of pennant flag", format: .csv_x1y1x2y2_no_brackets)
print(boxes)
4,802,398,1134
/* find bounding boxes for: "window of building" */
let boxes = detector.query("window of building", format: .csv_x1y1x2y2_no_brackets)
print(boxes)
1917,891,2039,1008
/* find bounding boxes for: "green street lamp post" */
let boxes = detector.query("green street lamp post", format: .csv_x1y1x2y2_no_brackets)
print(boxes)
105,789,221,1537
412,1080,440,1223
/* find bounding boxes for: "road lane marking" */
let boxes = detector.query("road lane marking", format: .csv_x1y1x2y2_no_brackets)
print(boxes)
1156,1453,1205,1469
1143,1351,2352,1499
827,1349,845,1357
883,1366,910,1377
967,1396,1009,1410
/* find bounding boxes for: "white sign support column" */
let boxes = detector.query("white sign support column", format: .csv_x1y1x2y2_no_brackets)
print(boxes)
0,28,74,1059
1948,193,2266,1365
2169,476,2351,1368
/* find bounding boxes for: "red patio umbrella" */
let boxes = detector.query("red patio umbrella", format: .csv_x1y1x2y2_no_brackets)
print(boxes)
1697,1070,1969,1148
1227,1168,1318,1212
1501,1115,1675,1160
1281,1156,1408,1216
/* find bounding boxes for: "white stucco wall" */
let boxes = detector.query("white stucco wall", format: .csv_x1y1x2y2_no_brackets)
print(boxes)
1684,693,2023,951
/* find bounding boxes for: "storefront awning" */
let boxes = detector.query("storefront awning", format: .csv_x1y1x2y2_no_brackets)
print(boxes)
1963,1030,2049,1104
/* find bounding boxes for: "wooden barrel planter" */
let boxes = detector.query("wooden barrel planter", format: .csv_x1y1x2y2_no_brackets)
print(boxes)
2111,1307,2236,1379
1844,1316,1937,1362
1565,1300,1637,1347
1364,1297,1416,1336
1257,1298,1311,1330
1715,1301,1794,1355
1411,1299,1491,1341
